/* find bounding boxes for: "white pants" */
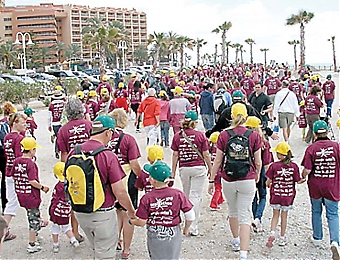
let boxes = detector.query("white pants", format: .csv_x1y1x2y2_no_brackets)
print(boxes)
179,166,207,234
51,223,72,235
145,125,159,145
4,177,19,216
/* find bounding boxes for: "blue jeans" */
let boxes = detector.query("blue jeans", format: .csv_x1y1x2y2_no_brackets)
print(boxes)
52,125,61,153
201,114,214,131
310,197,339,244
252,166,267,221
160,120,170,146
325,99,334,117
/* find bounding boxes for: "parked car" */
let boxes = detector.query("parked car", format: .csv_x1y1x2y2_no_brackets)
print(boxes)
0,74,24,82
21,76,36,84
47,70,77,79
73,71,100,86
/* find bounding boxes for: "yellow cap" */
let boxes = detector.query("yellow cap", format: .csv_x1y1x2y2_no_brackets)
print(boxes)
21,137,42,150
209,132,220,143
55,85,63,91
231,103,247,118
245,116,261,128
141,85,146,90
159,90,167,97
300,100,305,106
171,86,183,94
53,162,65,182
179,80,185,86
245,71,251,77
89,90,97,97
311,75,317,81
270,142,291,156
304,74,309,79
130,73,136,78
100,88,109,95
76,91,85,99
146,145,164,162
182,69,186,73
118,82,124,88
102,75,108,81
337,119,340,129
170,73,175,77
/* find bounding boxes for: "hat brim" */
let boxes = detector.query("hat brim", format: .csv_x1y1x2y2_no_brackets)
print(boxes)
34,144,42,149
143,164,152,173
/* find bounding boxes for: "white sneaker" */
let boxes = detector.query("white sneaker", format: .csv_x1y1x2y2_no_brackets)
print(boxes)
71,240,80,248
331,241,340,260
53,244,59,253
311,237,323,248
278,236,287,246
252,218,260,232
231,237,240,251
27,243,42,253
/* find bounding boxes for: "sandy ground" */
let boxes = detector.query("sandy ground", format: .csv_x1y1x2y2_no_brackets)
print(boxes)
1,72,339,259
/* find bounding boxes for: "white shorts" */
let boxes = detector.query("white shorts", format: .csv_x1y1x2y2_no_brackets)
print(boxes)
51,223,72,235
4,177,19,216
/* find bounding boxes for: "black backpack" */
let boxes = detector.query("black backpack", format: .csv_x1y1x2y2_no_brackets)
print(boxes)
214,92,228,114
0,121,10,151
224,129,252,179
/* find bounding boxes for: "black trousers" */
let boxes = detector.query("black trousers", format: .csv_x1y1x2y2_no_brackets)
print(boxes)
0,150,7,212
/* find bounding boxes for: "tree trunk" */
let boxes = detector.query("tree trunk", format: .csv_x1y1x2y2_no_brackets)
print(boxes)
300,23,305,68
197,45,200,67
99,45,106,80
235,50,238,63
180,49,184,68
240,49,244,63
250,44,253,64
293,44,297,70
214,44,217,65
332,39,337,72
153,47,159,72
226,45,229,64
221,33,226,64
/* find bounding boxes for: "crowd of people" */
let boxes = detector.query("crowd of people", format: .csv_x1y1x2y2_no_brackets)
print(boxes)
0,63,339,260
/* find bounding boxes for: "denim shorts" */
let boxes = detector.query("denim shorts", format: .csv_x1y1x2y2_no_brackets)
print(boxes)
270,204,293,211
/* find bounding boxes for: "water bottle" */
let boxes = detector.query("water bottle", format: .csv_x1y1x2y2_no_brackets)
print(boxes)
273,125,279,133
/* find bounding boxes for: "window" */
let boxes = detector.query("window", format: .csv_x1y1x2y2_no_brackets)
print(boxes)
5,25,12,30
4,33,12,37
3,17,11,21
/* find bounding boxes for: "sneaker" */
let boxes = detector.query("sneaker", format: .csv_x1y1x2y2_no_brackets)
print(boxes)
252,218,260,233
50,135,55,143
278,236,287,246
231,237,240,251
27,243,42,253
331,241,340,260
71,240,79,248
266,236,275,248
53,244,59,253
210,206,221,211
190,229,199,236
311,237,323,248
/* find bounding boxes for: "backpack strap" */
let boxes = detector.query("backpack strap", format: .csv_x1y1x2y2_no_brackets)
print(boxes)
226,129,235,137
75,144,82,155
244,129,252,138
114,131,125,154
91,146,109,157
181,129,206,165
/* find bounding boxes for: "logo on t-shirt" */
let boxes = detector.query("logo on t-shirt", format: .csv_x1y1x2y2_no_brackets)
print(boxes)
315,147,336,178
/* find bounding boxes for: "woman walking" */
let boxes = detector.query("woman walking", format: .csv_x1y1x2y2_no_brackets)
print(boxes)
305,86,323,143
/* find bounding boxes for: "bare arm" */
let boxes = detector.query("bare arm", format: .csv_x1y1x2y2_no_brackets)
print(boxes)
130,218,147,227
254,149,262,182
155,115,160,127
302,168,311,179
172,151,179,178
85,113,91,121
111,180,136,218
202,150,212,176
129,159,141,176
29,180,49,193
265,178,272,188
61,152,68,163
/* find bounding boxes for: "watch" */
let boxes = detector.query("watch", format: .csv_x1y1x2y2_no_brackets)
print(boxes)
40,186,44,190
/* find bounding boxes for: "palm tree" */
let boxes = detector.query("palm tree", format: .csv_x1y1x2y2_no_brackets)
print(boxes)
239,45,245,63
133,44,148,64
65,43,81,60
83,17,128,76
53,41,65,63
225,41,231,64
175,36,194,68
231,43,241,63
193,38,207,66
212,21,232,64
166,31,179,66
288,40,300,70
260,48,269,67
286,10,314,68
213,44,218,65
148,32,167,71
245,38,255,64
328,36,337,72
0,41,17,68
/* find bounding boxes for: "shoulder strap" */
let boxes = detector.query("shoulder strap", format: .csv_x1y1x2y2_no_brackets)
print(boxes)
279,91,290,108
91,146,109,157
244,129,252,138
181,130,205,162
75,144,82,155
226,129,235,137
114,132,125,154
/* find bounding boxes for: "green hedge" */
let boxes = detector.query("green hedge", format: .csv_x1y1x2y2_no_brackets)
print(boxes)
0,82,42,106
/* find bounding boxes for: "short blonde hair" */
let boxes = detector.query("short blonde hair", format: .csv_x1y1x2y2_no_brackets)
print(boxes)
109,108,128,129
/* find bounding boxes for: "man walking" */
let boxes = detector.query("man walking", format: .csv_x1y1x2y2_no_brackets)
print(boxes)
273,80,300,142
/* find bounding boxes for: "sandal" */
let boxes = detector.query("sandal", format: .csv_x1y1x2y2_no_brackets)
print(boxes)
116,241,122,251
75,234,85,243
4,230,16,242
40,219,48,228
122,250,131,259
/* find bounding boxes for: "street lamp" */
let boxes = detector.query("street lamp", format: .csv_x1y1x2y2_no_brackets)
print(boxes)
118,40,127,71
17,53,24,69
14,32,33,74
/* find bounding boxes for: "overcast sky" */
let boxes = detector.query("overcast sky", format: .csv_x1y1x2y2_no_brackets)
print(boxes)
7,0,340,65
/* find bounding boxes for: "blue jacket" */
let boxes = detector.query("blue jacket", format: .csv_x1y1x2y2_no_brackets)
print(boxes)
199,91,214,115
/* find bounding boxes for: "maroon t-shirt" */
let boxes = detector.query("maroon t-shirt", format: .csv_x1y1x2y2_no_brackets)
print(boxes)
49,100,65,123
11,157,41,209
262,140,274,166
96,83,113,94
216,126,262,182
302,139,340,201
130,89,144,104
114,89,129,98
57,119,92,153
289,82,304,100
67,140,126,208
136,187,193,227
322,81,336,100
107,130,141,165
4,132,24,177
305,94,323,115
171,128,210,168
49,181,71,225
98,99,116,113
266,161,301,206
22,118,38,137
240,78,255,97
135,169,153,193
87,100,99,121
264,78,282,95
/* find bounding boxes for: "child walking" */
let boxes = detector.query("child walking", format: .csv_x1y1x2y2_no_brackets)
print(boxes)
208,132,225,211
49,162,79,253
130,161,194,260
23,108,38,138
265,142,305,247
158,90,170,147
298,100,307,141
11,137,49,253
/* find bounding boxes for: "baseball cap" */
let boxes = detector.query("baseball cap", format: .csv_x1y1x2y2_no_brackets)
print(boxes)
271,142,291,156
184,110,198,121
232,90,244,100
169,73,175,77
179,81,185,86
155,74,161,78
188,90,196,96
209,132,220,144
245,116,262,128
118,82,124,88
102,75,108,81
53,162,65,182
100,88,109,95
171,86,183,94
327,74,332,79
24,107,35,116
245,71,251,77
311,75,317,81
159,90,167,97
269,70,277,77
76,91,85,99
21,137,42,150
146,145,164,161
89,90,97,97
143,161,173,183
130,74,136,78
313,120,328,134
91,115,116,135
55,85,63,91
231,103,247,118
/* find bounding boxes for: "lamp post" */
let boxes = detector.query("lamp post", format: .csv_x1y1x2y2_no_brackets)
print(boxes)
14,32,33,75
118,40,127,71
17,53,24,69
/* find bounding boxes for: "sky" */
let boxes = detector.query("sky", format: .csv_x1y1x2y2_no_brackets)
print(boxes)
6,0,340,66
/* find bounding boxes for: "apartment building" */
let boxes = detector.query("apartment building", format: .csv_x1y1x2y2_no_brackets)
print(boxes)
0,3,147,64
